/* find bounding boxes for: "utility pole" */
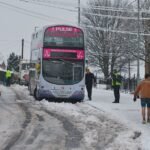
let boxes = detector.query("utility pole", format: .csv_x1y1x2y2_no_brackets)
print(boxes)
128,57,131,91
34,26,38,32
143,1,150,74
21,38,24,59
78,0,80,26
137,0,140,83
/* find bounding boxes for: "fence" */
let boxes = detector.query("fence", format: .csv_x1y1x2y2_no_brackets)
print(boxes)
96,77,138,92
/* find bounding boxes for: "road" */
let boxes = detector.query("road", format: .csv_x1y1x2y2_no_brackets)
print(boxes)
0,85,141,150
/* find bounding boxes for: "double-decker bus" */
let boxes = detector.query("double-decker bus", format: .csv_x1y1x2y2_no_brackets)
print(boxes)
29,25,85,102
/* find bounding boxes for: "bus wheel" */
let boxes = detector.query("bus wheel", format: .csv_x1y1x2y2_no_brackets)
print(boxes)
34,88,42,101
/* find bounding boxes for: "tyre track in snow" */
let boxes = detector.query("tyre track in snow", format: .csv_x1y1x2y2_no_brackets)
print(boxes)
43,109,83,149
76,103,124,149
75,102,142,150
40,101,123,150
2,88,32,150
43,101,142,150
8,85,109,150
8,86,84,150
15,88,84,149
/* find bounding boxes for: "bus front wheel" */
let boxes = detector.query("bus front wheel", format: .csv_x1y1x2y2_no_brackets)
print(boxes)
34,88,42,101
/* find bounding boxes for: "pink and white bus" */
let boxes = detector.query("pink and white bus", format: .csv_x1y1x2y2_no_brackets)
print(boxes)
29,25,85,102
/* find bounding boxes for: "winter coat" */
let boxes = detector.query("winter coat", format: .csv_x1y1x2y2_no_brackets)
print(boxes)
134,79,150,98
85,72,95,87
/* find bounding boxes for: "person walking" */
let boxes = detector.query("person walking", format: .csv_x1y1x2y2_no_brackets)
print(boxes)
112,69,121,103
5,69,12,86
133,73,150,124
85,68,95,100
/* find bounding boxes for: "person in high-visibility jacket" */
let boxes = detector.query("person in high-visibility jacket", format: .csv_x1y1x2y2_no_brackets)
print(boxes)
111,69,122,103
5,69,12,86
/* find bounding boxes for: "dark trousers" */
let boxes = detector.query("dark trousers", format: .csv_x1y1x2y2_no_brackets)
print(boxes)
6,77,11,86
113,86,120,102
86,84,92,100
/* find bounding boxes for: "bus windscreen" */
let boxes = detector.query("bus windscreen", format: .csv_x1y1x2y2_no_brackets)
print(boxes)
44,26,84,48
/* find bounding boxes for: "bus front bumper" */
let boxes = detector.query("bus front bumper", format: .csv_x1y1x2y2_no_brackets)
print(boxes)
38,89,84,100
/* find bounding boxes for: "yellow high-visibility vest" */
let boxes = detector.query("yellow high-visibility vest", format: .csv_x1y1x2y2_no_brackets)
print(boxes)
112,73,121,86
6,70,11,78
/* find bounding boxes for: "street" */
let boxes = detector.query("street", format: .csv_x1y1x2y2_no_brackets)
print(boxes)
0,85,142,150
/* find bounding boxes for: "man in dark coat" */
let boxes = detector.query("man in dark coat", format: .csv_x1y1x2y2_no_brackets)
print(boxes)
85,68,95,100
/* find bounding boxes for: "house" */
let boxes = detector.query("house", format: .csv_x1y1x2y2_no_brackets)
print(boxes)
0,61,6,70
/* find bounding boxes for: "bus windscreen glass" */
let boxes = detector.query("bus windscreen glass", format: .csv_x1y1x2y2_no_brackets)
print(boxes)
43,59,84,85
44,26,84,48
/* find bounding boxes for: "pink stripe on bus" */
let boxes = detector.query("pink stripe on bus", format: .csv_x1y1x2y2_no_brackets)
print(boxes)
43,48,84,60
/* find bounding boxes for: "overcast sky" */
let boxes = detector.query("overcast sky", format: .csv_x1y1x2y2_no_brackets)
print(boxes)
0,0,87,63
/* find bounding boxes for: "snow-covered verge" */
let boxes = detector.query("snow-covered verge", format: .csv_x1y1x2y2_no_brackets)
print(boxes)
41,101,142,150
88,85,150,150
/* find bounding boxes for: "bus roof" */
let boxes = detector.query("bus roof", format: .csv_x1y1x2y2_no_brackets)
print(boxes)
33,24,83,34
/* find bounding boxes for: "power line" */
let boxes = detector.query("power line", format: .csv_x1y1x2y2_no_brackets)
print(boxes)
0,8,54,22
22,0,78,7
20,0,77,12
82,5,137,12
0,3,53,21
81,6,139,14
0,40,21,42
0,39,30,43
82,6,137,13
82,25,150,36
0,1,75,23
83,12,150,20
81,5,150,14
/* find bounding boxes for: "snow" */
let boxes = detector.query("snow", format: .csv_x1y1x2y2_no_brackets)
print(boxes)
88,85,150,150
0,84,149,149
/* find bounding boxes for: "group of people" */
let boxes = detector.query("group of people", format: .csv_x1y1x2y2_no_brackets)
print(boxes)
1,66,150,124
85,68,121,102
111,69,150,124
85,67,150,124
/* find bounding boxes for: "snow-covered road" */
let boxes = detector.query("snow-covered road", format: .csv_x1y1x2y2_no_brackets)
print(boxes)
0,85,143,150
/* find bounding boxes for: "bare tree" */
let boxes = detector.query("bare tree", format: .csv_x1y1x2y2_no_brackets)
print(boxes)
82,0,140,79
